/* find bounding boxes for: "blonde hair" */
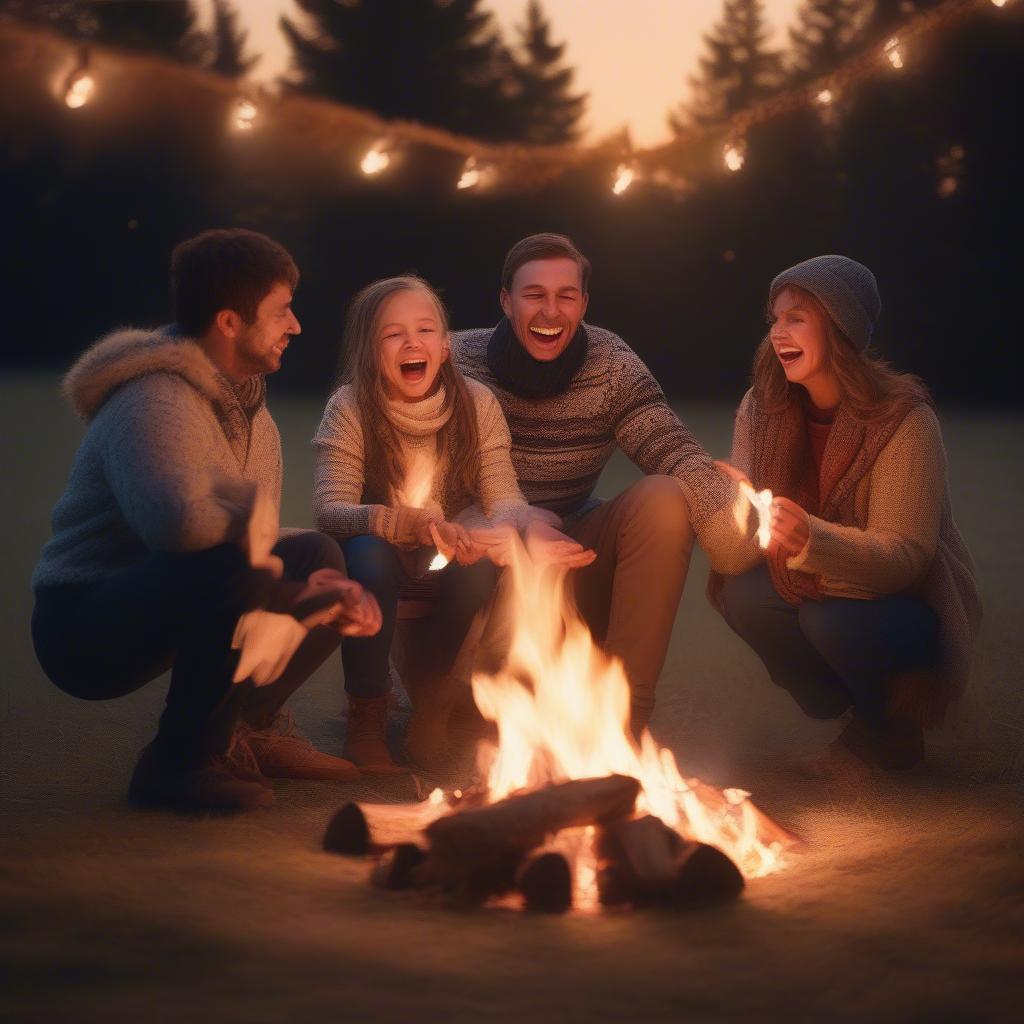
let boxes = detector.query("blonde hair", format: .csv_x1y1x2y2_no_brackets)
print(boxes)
340,275,480,503
751,285,931,422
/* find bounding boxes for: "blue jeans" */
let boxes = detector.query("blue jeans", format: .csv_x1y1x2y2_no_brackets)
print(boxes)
720,565,940,725
340,535,497,698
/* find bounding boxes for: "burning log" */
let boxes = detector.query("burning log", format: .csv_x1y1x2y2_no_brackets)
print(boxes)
323,802,371,856
371,843,427,890
597,815,744,909
516,852,572,914
422,775,640,903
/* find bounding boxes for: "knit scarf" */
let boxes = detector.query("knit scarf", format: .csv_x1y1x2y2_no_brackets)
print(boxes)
745,393,918,605
486,317,588,399
383,381,453,438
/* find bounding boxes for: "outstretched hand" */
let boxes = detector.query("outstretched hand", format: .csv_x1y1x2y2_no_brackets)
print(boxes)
429,521,487,566
525,520,597,570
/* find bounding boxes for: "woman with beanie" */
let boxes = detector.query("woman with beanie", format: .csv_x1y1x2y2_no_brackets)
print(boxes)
714,255,981,771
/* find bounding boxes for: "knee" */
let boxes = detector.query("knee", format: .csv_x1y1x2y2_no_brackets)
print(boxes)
798,600,859,659
342,536,402,594
720,566,777,633
295,530,346,573
623,475,691,542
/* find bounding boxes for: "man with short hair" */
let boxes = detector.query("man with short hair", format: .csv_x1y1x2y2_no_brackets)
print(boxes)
455,233,754,733
31,228,381,813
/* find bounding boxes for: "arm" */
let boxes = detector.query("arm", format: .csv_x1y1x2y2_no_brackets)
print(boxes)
312,387,394,541
790,405,945,596
607,342,755,572
101,375,253,552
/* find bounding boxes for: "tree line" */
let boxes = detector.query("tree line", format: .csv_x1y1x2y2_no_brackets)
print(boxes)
0,0,958,144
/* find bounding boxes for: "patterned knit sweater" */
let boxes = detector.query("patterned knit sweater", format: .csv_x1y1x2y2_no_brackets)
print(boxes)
453,323,755,573
33,327,282,592
312,377,531,541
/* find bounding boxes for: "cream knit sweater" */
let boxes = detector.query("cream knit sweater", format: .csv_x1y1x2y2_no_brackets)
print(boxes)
731,390,982,704
312,377,531,542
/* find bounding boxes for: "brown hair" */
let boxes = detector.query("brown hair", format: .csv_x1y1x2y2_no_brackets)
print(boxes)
501,232,592,293
752,285,932,422
171,228,299,336
340,276,480,504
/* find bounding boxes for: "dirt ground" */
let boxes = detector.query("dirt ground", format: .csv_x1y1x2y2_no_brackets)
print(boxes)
2,374,1022,1023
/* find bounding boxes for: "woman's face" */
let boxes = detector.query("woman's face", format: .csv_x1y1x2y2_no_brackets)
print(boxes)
769,286,833,391
376,288,448,403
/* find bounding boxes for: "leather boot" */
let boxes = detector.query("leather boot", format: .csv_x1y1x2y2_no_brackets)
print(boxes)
343,695,406,775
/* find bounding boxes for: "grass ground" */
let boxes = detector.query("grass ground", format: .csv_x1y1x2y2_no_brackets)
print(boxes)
2,374,1022,1023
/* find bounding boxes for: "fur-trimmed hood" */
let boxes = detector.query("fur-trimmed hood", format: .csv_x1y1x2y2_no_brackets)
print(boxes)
61,326,264,423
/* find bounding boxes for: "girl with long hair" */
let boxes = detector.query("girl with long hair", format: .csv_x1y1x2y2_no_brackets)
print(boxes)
313,276,541,773
716,256,981,772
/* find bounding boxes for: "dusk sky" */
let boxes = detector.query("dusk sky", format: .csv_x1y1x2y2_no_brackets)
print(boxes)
198,0,804,147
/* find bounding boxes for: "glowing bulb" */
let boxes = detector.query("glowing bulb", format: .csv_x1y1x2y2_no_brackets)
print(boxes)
991,0,1007,8
937,176,958,198
611,164,635,195
816,88,833,106
63,70,95,109
360,141,390,176
884,37,904,70
232,97,258,131
723,141,746,172
457,156,481,190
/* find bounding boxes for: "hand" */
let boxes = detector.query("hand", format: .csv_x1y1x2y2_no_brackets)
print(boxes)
393,505,440,548
714,460,751,488
232,610,308,686
525,520,597,570
768,496,810,557
429,520,486,566
467,522,523,568
295,569,383,637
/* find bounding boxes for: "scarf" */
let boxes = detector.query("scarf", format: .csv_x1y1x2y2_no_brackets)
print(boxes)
383,381,453,438
746,393,918,605
486,317,588,399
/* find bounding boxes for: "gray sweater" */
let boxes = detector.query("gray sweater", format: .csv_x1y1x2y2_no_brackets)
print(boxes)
32,327,282,592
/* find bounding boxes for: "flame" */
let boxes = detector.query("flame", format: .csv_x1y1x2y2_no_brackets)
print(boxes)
428,552,449,572
469,544,789,885
735,480,774,549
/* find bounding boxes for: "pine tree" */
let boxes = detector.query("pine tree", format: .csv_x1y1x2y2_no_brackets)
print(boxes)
788,0,867,83
209,0,258,78
507,0,585,144
669,0,785,131
280,0,518,141
65,1,208,66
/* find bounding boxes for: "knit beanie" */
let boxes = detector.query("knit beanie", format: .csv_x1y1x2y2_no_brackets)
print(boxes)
769,255,881,351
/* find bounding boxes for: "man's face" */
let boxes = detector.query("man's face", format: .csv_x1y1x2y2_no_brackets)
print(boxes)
500,257,589,362
234,282,301,376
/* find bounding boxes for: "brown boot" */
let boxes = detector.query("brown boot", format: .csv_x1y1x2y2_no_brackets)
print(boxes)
343,695,406,775
243,709,360,782
128,742,274,813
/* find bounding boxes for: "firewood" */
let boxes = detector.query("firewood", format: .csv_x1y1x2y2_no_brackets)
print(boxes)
423,775,640,903
516,852,572,913
597,816,744,909
670,842,745,909
323,802,371,856
370,843,426,890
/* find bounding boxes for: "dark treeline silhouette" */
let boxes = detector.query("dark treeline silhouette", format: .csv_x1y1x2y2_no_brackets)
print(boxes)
0,4,1019,406
280,0,585,143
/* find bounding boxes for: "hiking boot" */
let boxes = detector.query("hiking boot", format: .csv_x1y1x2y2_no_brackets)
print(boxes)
343,695,406,775
242,709,360,782
128,742,274,813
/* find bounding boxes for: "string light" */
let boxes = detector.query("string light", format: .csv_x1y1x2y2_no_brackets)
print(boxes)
936,143,966,198
360,139,391,176
456,155,496,190
816,88,834,106
884,37,905,70
61,48,94,109
990,0,1007,7
231,97,258,132
611,164,635,195
723,140,746,172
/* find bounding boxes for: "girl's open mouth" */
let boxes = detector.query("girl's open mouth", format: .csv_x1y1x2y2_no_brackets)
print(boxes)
399,359,428,383
776,346,802,366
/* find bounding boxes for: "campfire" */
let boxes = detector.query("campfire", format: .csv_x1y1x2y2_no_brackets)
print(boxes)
325,490,797,913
